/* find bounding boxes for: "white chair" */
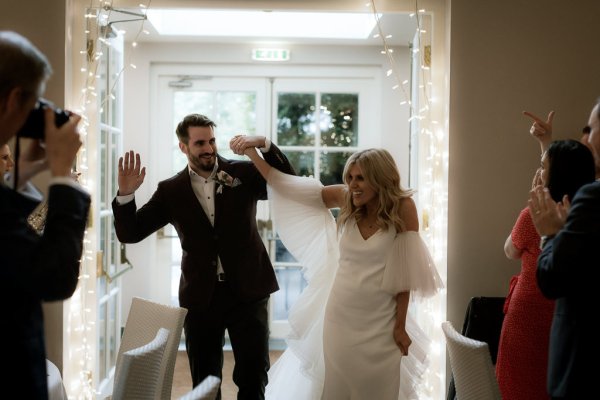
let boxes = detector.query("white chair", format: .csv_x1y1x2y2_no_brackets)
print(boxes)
442,321,502,400
112,328,170,400
113,297,188,400
177,375,221,400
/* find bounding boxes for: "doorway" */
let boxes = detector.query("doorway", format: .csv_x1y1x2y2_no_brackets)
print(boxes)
149,64,379,338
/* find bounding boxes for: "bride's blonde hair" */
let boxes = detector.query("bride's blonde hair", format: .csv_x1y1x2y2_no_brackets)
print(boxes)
336,148,414,233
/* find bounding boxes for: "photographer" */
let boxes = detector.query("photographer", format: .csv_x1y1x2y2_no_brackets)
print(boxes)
0,31,90,399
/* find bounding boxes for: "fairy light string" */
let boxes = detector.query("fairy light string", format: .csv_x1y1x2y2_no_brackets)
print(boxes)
64,1,150,398
369,1,447,400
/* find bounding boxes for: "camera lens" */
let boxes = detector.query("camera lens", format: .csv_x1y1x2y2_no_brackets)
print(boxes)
16,98,71,139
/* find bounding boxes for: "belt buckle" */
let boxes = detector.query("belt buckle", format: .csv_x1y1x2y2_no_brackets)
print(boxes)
217,273,226,282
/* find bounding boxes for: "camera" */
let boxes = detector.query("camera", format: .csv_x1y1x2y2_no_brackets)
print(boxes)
16,98,71,139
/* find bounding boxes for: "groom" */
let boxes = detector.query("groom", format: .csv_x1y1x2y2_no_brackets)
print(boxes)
112,113,295,399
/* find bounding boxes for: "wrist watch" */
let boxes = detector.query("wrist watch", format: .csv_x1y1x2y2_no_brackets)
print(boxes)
539,235,555,250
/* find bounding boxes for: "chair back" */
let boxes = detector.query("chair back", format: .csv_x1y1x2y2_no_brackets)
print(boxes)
177,375,221,400
116,297,188,400
113,328,170,400
442,321,501,400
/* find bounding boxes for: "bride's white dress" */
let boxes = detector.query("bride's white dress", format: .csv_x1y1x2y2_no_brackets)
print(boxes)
264,169,443,400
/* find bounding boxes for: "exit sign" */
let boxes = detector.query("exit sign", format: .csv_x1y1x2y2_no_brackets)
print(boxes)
252,48,290,62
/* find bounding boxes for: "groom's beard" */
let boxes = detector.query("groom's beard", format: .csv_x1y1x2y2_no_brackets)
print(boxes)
189,152,216,173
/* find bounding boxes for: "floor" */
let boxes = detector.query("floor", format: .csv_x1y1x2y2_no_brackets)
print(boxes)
171,350,283,399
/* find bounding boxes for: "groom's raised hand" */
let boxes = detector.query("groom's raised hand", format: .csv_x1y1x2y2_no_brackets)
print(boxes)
118,150,146,196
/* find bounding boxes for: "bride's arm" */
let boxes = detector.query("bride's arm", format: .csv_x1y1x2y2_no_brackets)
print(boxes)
322,185,345,209
393,291,411,355
244,147,346,209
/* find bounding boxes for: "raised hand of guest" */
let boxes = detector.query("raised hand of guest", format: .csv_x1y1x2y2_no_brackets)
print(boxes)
531,167,543,190
523,110,554,153
118,150,146,195
528,185,568,237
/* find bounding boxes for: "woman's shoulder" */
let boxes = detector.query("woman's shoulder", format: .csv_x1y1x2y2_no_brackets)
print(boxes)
398,196,418,232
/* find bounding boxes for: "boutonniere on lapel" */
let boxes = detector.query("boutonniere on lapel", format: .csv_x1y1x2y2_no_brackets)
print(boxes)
214,170,242,194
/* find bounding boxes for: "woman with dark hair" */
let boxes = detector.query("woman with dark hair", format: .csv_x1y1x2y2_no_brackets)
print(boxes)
499,139,595,400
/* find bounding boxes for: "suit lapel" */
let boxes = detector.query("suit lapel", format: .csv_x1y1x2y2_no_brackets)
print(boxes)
213,157,230,228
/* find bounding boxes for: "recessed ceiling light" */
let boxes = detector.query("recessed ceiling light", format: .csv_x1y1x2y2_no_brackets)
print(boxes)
146,9,378,39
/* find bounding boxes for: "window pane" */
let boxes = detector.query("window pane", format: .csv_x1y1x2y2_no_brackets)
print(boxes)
100,130,107,207
110,228,117,273
108,46,122,127
272,267,307,320
320,151,353,185
98,218,107,297
277,93,316,146
98,302,107,381
99,45,108,125
282,150,315,177
111,131,119,198
275,238,297,263
214,91,256,160
320,93,358,147
108,296,118,373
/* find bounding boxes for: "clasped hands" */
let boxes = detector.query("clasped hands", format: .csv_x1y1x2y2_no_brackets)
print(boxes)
528,185,569,238
229,135,265,156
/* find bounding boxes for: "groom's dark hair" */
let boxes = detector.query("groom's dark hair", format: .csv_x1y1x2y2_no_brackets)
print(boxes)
176,113,217,143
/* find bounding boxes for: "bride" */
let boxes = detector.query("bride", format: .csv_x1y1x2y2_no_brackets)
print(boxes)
234,141,443,400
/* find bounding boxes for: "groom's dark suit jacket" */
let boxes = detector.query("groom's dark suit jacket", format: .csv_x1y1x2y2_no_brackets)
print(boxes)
537,181,600,398
112,146,294,310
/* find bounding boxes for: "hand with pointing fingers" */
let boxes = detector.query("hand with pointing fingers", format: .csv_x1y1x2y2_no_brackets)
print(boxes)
523,110,555,154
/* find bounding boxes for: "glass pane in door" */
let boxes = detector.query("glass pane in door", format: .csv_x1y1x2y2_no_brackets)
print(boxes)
282,150,315,177
320,93,358,147
320,151,354,185
277,93,316,146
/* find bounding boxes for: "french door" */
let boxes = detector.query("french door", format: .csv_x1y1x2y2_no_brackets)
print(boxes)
152,67,376,340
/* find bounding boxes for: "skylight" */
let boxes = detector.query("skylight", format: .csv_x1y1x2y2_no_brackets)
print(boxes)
146,9,378,39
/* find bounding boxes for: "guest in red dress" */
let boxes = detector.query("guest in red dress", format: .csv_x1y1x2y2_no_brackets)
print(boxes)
499,135,595,400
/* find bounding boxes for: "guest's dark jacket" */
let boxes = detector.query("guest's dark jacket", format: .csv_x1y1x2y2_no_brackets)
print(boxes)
0,184,90,399
537,181,600,398
112,145,294,310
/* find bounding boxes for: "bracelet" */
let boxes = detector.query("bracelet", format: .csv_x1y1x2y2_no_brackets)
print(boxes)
539,235,555,250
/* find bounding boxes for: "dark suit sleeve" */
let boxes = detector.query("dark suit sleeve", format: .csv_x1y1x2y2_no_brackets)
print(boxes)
5,185,91,301
262,142,296,176
112,183,171,243
537,183,600,299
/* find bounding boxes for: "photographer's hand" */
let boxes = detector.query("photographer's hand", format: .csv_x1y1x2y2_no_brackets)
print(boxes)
118,150,146,196
17,139,48,187
43,108,82,178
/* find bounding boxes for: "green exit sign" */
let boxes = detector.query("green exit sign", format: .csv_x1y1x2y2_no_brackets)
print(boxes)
252,48,290,62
